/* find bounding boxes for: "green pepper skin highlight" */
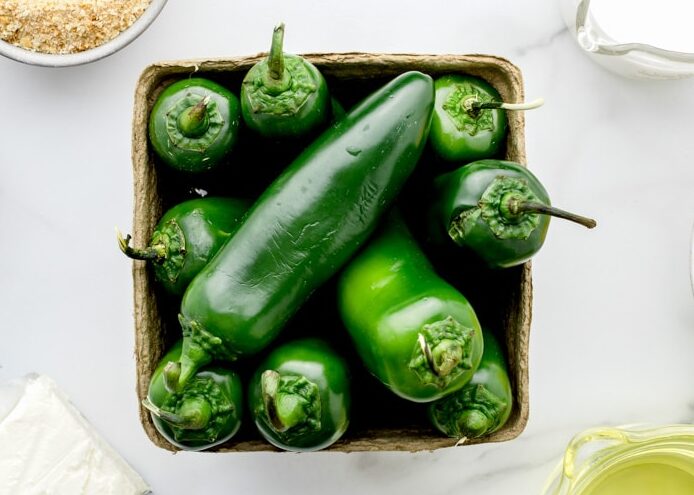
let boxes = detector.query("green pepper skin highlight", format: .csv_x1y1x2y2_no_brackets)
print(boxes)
241,24,329,139
338,216,483,403
144,341,243,451
249,339,350,452
429,329,512,439
432,160,596,268
119,197,249,296
429,75,507,163
170,71,434,390
149,77,241,173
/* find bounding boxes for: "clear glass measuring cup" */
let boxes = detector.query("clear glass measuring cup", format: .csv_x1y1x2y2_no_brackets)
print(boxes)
543,425,694,495
559,0,694,79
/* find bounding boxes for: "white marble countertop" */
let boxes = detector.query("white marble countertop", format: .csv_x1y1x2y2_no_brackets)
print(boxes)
2,0,694,493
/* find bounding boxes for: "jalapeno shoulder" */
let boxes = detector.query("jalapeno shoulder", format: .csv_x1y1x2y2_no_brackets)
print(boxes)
241,23,329,139
248,339,350,452
429,329,513,439
431,159,596,268
118,197,249,295
143,341,243,451
149,77,241,173
429,75,507,163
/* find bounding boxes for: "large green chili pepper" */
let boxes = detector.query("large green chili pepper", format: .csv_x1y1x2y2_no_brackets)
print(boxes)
429,329,512,439
431,160,596,268
248,339,350,452
241,23,329,139
141,341,243,451
164,71,434,392
149,78,241,173
337,215,483,403
117,197,249,296
429,75,542,163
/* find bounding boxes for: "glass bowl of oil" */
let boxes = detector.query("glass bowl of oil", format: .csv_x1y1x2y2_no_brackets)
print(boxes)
543,425,694,495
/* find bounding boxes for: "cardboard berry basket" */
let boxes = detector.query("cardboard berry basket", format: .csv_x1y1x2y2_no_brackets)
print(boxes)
130,53,531,452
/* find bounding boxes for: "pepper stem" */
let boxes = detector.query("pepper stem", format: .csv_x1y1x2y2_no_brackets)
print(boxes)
263,23,291,94
508,199,597,229
178,397,213,430
174,317,217,391
455,437,469,447
142,396,212,430
178,348,209,392
432,339,464,376
464,97,544,118
418,333,464,377
163,361,182,394
268,23,285,80
177,96,211,138
162,348,209,395
458,409,492,438
261,370,308,432
116,227,167,262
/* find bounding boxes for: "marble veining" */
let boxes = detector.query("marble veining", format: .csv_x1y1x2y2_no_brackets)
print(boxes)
511,27,569,58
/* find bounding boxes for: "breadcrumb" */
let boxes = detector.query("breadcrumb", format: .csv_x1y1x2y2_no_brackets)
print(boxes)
0,0,152,54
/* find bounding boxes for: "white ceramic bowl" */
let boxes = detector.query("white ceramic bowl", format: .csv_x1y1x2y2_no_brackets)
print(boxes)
0,0,167,67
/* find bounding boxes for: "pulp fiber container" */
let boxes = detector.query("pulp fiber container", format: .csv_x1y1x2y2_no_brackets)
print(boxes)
130,53,531,452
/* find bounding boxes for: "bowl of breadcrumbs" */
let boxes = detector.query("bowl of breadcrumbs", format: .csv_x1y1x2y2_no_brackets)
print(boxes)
0,0,167,67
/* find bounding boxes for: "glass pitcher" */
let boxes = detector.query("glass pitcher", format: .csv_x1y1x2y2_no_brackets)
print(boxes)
543,425,694,495
559,0,694,79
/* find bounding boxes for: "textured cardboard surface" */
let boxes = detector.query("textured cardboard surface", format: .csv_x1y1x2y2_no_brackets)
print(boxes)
131,53,531,452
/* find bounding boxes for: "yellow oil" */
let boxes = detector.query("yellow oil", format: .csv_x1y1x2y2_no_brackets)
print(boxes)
582,457,694,495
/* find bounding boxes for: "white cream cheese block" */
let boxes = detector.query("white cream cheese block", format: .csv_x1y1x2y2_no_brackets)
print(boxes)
0,374,150,495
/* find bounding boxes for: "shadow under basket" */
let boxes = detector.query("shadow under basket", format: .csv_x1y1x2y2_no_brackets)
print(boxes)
130,53,532,453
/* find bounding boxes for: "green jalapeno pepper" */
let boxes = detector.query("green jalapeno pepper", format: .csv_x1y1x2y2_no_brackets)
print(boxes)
241,23,329,139
117,197,249,296
431,160,596,268
149,77,241,173
248,339,350,452
141,341,243,451
430,75,506,162
164,71,434,392
429,329,512,440
337,215,483,403
429,75,543,163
